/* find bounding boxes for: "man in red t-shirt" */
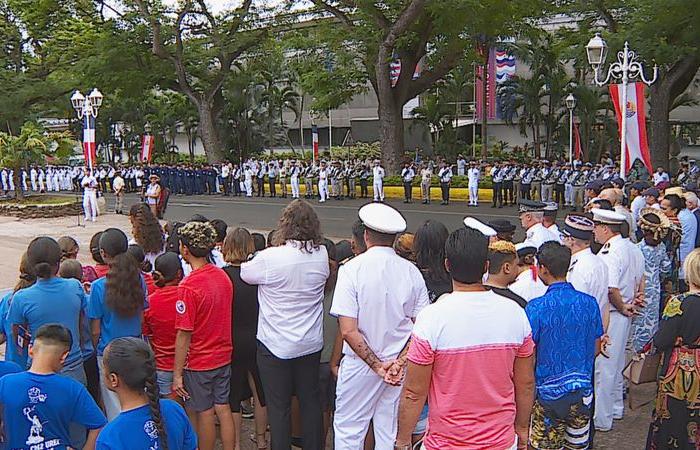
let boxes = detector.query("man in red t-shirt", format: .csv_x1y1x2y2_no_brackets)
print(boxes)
173,221,234,450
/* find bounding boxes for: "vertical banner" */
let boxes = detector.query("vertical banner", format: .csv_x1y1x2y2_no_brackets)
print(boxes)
609,82,653,175
475,48,497,120
312,124,319,162
83,114,97,169
574,121,582,160
141,135,154,162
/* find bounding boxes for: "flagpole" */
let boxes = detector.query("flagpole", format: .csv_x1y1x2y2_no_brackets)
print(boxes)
569,108,574,165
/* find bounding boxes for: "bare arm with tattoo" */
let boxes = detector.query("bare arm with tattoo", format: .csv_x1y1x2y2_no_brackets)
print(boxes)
338,316,393,377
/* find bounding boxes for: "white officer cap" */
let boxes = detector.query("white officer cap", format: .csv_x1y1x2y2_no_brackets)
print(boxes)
591,208,626,225
359,203,407,234
463,217,497,237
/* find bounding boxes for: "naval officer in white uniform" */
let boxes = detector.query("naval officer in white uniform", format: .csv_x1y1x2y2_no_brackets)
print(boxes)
591,208,644,432
331,202,429,450
519,200,560,249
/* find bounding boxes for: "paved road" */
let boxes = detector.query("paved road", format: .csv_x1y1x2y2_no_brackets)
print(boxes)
103,193,530,238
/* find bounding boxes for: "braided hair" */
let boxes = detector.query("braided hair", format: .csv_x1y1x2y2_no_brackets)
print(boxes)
103,337,168,450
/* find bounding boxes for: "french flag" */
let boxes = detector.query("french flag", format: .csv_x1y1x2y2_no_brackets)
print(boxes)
83,114,97,169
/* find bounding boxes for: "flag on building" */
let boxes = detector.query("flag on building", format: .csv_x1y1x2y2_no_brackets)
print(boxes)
312,124,319,161
141,134,154,162
83,114,97,169
609,82,653,175
476,48,497,121
495,50,516,84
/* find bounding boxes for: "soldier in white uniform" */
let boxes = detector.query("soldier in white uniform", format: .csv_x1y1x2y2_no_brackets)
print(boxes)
518,200,560,249
467,161,480,206
372,159,385,202
562,215,611,332
0,168,8,193
318,161,329,203
289,160,301,199
542,203,562,242
591,208,645,432
331,203,429,450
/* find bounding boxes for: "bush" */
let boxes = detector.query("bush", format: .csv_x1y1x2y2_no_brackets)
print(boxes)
381,175,492,189
330,142,381,160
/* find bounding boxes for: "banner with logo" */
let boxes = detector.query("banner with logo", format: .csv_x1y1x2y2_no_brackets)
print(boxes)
141,134,154,162
609,82,653,175
312,124,319,162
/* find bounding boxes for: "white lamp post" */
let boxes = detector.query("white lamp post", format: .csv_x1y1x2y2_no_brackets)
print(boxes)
565,93,576,164
586,33,657,179
70,88,104,169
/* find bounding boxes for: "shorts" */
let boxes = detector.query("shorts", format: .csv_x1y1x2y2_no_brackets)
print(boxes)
183,365,231,412
318,362,336,412
413,404,429,436
529,389,593,450
156,370,173,398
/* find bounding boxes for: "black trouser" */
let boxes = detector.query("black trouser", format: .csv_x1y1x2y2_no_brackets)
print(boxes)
257,342,323,450
360,179,368,198
269,178,277,197
84,353,101,404
403,181,412,201
440,182,450,203
555,184,565,205
492,182,503,207
520,183,531,200
222,177,230,195
503,180,514,204
257,178,265,196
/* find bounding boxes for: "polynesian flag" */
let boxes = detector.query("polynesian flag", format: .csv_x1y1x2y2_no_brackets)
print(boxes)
141,134,154,163
609,82,653,175
574,121,583,160
312,124,319,162
83,114,97,169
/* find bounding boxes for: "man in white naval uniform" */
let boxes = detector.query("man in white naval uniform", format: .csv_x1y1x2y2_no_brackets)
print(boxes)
591,208,644,432
518,200,560,249
372,159,385,202
562,214,610,332
331,203,429,450
30,166,38,191
318,161,329,203
289,160,301,199
467,161,480,206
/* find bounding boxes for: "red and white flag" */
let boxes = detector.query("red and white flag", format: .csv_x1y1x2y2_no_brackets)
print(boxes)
311,124,319,162
573,121,582,160
141,134,154,162
83,115,97,169
609,82,653,175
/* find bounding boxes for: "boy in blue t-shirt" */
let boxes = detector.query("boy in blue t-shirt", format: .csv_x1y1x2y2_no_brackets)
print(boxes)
0,324,106,450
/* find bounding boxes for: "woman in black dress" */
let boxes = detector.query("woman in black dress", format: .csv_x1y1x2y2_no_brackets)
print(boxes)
647,249,700,449
222,227,268,450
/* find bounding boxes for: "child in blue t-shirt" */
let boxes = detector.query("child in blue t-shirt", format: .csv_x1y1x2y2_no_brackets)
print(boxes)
96,337,197,450
0,324,106,450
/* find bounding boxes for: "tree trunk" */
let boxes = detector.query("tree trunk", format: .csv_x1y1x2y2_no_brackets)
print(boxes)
378,99,405,173
12,166,23,200
197,101,225,163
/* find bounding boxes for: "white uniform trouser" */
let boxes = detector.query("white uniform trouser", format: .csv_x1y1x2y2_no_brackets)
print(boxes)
468,184,479,205
373,179,384,201
1,177,7,191
83,190,98,221
594,310,631,430
334,356,401,450
31,178,37,191
244,180,253,196
291,177,300,198
565,183,574,205
319,180,328,202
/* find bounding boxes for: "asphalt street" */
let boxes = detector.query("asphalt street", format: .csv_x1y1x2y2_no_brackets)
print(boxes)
107,192,531,238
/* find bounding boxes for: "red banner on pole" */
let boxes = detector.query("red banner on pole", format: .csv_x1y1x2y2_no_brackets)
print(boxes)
141,135,154,162
573,121,582,160
609,82,653,175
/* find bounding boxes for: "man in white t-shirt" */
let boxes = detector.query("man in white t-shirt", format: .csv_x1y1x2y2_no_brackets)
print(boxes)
112,170,125,214
653,167,669,186
396,226,535,450
331,203,429,450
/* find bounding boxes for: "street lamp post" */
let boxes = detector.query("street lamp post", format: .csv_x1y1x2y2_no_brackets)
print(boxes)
565,94,576,165
585,33,657,179
70,88,104,170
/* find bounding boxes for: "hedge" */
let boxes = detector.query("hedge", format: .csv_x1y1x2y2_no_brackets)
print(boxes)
381,175,494,189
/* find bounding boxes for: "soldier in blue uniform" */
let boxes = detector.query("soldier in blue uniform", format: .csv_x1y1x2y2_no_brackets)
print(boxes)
194,166,203,195
184,165,194,195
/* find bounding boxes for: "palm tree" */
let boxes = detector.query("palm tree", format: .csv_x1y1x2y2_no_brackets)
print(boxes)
259,71,301,154
500,76,545,157
411,94,454,151
569,84,615,161
0,122,75,199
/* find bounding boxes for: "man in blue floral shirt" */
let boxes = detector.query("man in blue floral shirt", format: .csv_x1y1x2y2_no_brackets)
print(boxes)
526,241,603,450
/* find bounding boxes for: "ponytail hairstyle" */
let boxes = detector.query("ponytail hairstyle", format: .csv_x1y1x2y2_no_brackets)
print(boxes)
152,252,182,288
90,232,105,265
57,236,79,262
103,337,168,450
27,237,62,280
14,252,36,293
100,229,144,318
127,244,153,273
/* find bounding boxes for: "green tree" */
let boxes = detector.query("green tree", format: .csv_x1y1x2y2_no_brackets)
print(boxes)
308,0,540,172
129,0,268,162
0,122,75,199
